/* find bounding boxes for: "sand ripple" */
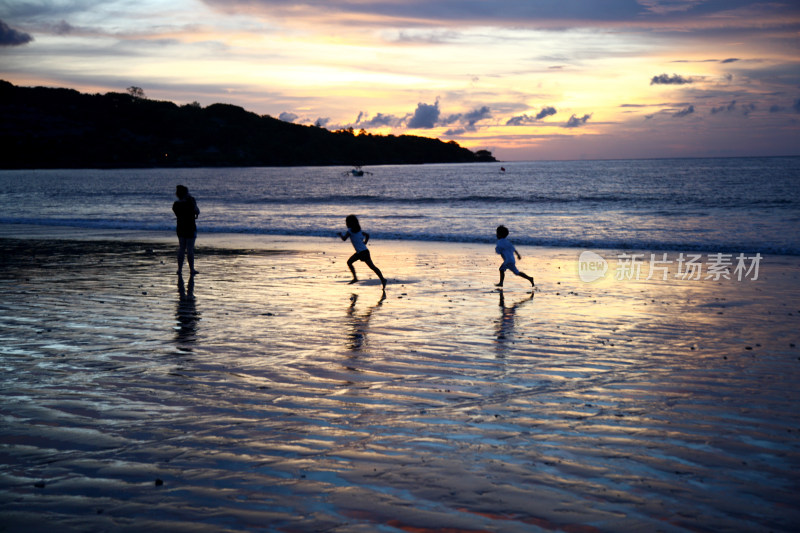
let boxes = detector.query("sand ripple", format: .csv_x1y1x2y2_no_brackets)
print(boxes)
1,237,799,532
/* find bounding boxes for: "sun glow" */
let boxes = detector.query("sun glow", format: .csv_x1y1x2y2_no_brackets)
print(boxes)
1,1,798,159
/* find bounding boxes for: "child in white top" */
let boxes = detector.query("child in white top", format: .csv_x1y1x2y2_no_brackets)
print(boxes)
338,214,387,289
495,225,534,288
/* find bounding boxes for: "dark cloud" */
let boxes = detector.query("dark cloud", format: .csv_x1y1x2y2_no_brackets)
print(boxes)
711,100,737,114
650,73,693,85
355,111,402,128
564,113,592,128
794,99,800,114
405,101,491,131
535,106,558,120
0,19,33,46
407,101,440,129
279,112,299,122
442,105,491,131
463,105,491,125
200,0,793,30
506,106,557,125
672,105,694,118
711,100,757,116
720,58,740,64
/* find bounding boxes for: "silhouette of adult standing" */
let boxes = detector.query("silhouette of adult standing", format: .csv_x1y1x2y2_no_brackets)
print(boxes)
173,184,200,275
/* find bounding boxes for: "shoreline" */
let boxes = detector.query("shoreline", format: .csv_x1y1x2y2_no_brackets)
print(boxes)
3,222,797,259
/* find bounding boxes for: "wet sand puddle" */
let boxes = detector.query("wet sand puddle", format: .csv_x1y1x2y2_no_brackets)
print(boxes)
0,239,799,532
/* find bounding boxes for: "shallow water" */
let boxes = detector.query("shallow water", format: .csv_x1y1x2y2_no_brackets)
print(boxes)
2,157,799,254
1,235,799,531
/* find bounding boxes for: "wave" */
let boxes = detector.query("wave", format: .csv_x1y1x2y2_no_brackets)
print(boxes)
2,217,798,256
236,194,798,210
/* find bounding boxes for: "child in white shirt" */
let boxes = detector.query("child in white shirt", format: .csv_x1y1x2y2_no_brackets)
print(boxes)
338,214,387,289
495,225,534,288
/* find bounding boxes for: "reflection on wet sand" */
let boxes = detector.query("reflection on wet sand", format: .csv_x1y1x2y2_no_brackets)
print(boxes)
495,289,534,356
175,273,199,349
346,291,386,352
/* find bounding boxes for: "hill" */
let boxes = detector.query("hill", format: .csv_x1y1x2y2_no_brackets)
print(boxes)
0,80,495,169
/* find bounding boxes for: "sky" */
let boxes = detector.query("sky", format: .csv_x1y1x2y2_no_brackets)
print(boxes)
1,0,799,161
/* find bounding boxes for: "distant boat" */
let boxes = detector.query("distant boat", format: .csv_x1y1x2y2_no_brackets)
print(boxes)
346,166,371,177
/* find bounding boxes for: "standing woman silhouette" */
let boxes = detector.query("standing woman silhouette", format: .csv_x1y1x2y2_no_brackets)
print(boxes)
338,215,387,289
173,184,200,276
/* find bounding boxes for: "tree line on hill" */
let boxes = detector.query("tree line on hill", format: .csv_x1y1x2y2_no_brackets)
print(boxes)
0,80,496,169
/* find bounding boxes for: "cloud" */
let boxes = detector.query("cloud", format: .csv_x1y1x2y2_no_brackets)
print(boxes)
711,100,757,116
463,105,491,125
405,101,492,132
51,20,75,35
564,113,592,128
650,73,693,85
711,100,737,114
199,1,800,33
407,100,440,129
720,58,740,64
441,105,491,131
506,106,557,125
740,102,756,116
279,112,299,122
795,99,800,114
355,111,403,129
0,19,33,46
636,0,705,15
672,105,694,117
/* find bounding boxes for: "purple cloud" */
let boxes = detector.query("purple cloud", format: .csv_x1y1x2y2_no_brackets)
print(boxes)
564,113,592,128
0,19,33,46
407,101,440,129
651,73,693,85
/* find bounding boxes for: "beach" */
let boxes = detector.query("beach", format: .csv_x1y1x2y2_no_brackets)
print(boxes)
0,225,798,532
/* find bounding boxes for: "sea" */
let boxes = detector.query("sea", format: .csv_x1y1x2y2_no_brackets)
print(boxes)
1,157,799,255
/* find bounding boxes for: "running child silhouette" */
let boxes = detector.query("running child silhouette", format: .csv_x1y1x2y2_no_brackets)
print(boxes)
338,215,387,289
495,225,535,289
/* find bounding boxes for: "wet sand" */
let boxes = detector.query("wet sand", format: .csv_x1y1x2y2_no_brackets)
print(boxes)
1,226,799,532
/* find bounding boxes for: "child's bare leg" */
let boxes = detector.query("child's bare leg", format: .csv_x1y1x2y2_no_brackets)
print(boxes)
364,256,387,288
496,269,505,287
347,255,358,283
518,271,535,287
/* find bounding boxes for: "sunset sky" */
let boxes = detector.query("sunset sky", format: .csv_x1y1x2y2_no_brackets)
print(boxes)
1,0,799,161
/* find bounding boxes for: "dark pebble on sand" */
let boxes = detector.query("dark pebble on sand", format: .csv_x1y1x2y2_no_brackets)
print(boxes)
34,481,45,489
155,478,164,486
745,346,753,350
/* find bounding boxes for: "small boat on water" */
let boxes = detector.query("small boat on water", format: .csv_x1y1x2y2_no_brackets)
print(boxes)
346,165,371,177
